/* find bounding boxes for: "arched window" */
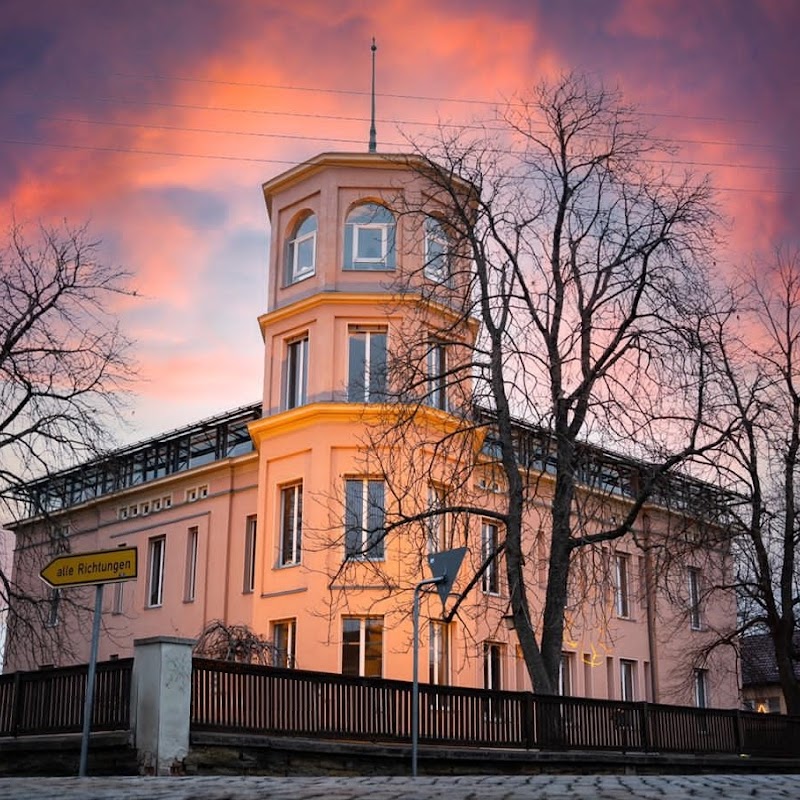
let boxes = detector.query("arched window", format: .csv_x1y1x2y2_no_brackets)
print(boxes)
285,213,317,284
344,203,396,270
424,216,450,283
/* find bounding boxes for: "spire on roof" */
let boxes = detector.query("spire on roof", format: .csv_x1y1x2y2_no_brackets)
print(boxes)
368,37,377,153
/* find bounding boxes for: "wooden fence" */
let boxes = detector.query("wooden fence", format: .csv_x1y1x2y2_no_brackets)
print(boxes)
191,658,800,758
0,659,133,737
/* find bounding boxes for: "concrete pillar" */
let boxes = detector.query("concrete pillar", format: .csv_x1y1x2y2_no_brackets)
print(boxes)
132,636,195,775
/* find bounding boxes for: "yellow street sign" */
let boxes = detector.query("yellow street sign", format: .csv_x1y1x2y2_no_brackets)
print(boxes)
39,547,138,588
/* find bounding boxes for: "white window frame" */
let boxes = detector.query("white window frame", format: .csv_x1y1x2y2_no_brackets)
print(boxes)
694,668,709,708
243,515,257,593
147,536,166,608
347,326,387,403
272,619,296,669
344,478,385,560
615,552,631,618
279,482,303,566
688,567,702,630
112,581,124,615
559,652,574,696
284,335,309,410
341,616,383,678
429,621,450,686
427,484,446,554
184,526,198,602
620,659,637,702
424,216,450,282
286,214,317,283
481,520,500,594
353,223,389,264
483,641,503,691
344,203,396,271
427,340,448,411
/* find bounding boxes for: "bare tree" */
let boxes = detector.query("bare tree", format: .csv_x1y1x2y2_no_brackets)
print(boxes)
0,220,135,665
702,249,800,714
318,74,734,694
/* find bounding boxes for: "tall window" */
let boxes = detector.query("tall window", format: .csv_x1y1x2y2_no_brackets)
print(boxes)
147,536,166,608
614,552,631,618
285,213,317,284
243,515,257,593
427,484,446,554
424,216,449,283
347,327,387,402
620,659,637,702
184,526,198,602
112,582,124,615
427,340,448,410
46,588,61,627
688,567,702,630
344,478,385,559
429,621,450,685
344,203,396,270
342,616,383,677
284,335,308,410
279,482,303,566
559,652,574,696
694,668,709,708
481,520,500,594
273,619,296,668
483,641,503,691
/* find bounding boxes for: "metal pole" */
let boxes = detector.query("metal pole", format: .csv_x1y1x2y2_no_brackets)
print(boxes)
79,583,104,777
411,576,443,777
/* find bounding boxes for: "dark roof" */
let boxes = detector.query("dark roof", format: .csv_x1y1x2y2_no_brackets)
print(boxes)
741,632,800,686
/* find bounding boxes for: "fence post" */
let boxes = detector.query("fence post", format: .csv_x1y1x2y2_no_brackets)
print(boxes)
733,709,744,754
522,693,536,749
132,636,195,775
640,702,650,751
10,672,23,737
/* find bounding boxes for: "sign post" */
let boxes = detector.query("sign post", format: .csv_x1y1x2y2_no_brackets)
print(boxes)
40,546,138,777
411,546,466,777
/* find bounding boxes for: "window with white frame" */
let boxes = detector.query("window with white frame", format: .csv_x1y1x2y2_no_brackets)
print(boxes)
184,526,198,602
272,619,296,668
559,652,574,696
614,552,631,618
427,484,447,554
424,216,450,283
427,340,448,410
285,213,317,284
481,520,500,594
694,668,709,708
688,567,702,630
112,582,124,615
344,203,396,270
347,326,387,402
243,515,257,593
620,659,637,702
147,536,166,608
429,620,451,685
344,478,385,560
46,588,61,627
483,641,503,691
279,482,303,566
342,616,383,677
284,334,308,410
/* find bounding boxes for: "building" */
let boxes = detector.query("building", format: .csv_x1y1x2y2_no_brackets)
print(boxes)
741,632,800,714
4,151,739,709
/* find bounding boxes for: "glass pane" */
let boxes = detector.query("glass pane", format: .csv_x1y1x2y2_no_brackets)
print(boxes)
296,235,315,273
344,479,363,557
368,332,387,401
342,618,361,676
364,619,383,678
348,333,366,401
355,226,385,261
366,480,385,558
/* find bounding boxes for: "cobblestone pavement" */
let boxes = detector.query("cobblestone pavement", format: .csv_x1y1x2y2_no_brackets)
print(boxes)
0,774,799,800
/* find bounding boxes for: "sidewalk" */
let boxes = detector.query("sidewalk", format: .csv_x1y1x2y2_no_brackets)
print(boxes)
0,774,799,800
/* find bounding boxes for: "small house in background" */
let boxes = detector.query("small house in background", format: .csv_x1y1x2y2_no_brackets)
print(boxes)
741,632,800,714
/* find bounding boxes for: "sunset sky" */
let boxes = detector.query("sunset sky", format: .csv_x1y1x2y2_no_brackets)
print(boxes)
2,0,798,448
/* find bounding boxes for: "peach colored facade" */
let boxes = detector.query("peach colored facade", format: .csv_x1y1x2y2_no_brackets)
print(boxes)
5,153,739,709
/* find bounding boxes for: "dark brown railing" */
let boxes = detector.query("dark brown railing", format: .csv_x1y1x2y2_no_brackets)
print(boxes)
0,659,133,737
191,658,800,758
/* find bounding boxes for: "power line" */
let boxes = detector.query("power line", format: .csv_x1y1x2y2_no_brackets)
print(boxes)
1,137,793,195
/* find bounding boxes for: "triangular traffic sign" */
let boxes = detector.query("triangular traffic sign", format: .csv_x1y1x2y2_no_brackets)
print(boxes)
427,546,467,607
